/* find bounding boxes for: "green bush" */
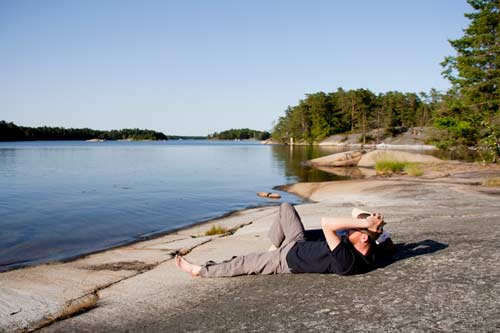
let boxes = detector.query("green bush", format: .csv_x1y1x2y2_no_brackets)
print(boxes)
361,134,375,143
433,116,479,147
365,134,375,143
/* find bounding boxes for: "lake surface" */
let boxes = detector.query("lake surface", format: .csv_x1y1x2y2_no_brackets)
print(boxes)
0,140,348,271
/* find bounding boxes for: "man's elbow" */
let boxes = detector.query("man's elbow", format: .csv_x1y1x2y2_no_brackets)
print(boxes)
321,217,343,232
321,217,332,230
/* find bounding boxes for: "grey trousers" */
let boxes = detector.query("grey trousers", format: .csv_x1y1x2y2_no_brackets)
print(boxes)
199,202,306,277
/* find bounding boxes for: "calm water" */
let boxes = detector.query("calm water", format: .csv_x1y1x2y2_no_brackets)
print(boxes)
0,140,347,271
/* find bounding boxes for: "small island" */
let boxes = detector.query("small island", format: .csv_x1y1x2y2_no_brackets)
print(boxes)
208,128,270,141
0,121,169,141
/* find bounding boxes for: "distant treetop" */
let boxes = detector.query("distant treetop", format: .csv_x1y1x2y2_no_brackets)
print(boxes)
208,128,271,140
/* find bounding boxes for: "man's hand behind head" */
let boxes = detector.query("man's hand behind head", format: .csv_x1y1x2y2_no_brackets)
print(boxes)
366,213,385,233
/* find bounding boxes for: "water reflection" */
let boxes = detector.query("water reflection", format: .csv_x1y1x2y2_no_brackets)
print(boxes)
428,147,481,162
270,144,468,182
270,145,353,182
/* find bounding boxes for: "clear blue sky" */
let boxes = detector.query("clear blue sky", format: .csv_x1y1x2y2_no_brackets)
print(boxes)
1,0,470,136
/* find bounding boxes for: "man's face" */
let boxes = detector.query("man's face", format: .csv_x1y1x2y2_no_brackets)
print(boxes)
347,229,363,243
347,229,371,245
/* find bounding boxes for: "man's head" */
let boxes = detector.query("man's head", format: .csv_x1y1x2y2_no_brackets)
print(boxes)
349,208,386,255
347,228,377,255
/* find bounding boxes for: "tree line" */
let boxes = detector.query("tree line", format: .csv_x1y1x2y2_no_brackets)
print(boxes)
271,89,441,143
208,128,271,140
272,0,500,162
0,121,168,141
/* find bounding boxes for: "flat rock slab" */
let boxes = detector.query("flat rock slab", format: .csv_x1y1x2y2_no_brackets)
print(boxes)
306,150,363,167
0,208,278,332
38,179,500,332
0,265,135,332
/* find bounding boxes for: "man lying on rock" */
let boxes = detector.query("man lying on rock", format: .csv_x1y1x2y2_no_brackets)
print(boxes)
176,202,394,277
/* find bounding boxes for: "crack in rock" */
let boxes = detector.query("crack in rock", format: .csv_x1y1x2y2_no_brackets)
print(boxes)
85,261,156,273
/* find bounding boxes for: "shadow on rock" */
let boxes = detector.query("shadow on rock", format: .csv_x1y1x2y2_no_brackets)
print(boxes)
377,239,448,268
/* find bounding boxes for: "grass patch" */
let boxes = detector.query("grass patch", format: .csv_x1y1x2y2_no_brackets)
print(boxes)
404,163,424,177
375,160,424,176
205,224,228,236
482,177,500,187
375,160,406,175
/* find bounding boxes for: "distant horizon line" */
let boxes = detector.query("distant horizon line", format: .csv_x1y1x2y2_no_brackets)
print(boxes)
0,120,271,138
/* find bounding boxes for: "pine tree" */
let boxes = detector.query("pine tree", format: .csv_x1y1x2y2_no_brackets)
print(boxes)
441,0,500,161
441,0,500,114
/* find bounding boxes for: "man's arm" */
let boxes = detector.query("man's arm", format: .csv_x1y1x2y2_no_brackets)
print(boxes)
321,215,383,251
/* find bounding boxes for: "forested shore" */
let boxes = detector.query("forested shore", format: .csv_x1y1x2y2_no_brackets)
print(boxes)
271,88,440,144
272,0,500,162
0,121,168,141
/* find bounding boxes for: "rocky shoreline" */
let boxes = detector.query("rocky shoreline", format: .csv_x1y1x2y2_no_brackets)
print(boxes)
2,160,500,332
262,127,438,150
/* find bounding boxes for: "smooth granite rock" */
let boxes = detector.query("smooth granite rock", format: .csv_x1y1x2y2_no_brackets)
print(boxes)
34,179,500,332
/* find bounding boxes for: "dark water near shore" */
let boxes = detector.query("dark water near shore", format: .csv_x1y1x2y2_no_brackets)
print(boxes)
0,140,349,271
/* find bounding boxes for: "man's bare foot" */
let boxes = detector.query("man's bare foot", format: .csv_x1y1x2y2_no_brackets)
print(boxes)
268,244,278,252
175,255,202,276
